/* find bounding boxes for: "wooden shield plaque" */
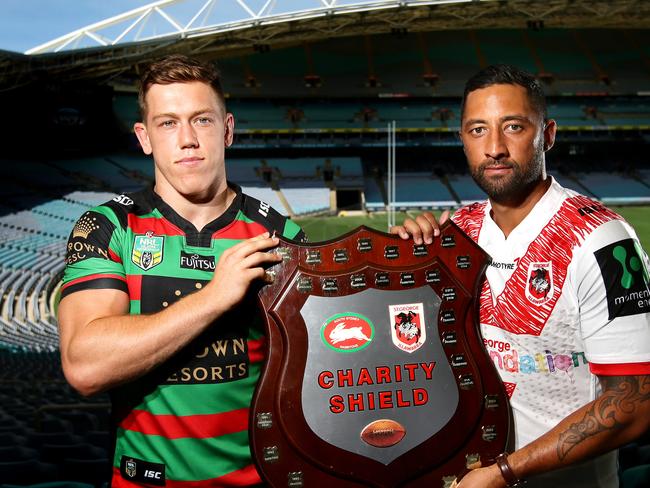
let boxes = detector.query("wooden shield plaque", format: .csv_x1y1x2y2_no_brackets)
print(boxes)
252,222,512,488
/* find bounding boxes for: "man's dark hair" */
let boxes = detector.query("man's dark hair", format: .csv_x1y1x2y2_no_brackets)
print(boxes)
460,64,547,121
138,54,226,119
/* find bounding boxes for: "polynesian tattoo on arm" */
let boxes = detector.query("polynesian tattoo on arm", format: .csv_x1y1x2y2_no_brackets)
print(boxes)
557,375,650,461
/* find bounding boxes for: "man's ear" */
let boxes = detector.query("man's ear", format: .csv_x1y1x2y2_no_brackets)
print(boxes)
224,113,235,148
134,122,153,155
543,119,557,152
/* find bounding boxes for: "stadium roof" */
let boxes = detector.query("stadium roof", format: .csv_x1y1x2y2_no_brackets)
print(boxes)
2,0,650,90
27,0,650,56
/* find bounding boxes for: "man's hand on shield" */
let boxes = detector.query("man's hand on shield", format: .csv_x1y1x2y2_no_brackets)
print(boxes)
455,463,505,488
389,210,451,245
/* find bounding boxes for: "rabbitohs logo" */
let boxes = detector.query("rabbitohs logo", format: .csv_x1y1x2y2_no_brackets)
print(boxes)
320,313,374,352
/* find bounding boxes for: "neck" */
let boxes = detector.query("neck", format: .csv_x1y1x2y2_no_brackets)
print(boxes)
489,177,551,238
155,182,235,231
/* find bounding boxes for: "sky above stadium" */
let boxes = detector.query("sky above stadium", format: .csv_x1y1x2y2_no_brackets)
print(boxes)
0,0,154,53
0,0,362,54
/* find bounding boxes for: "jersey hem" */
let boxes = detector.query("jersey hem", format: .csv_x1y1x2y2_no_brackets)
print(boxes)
589,361,650,376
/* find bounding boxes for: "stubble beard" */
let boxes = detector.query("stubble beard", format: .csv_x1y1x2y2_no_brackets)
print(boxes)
470,142,545,205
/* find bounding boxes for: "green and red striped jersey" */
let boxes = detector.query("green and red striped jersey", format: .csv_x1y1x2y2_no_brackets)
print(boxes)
62,185,304,487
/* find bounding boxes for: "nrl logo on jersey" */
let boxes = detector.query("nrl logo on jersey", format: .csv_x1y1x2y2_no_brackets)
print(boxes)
132,231,164,271
125,459,136,478
389,303,426,353
526,261,554,305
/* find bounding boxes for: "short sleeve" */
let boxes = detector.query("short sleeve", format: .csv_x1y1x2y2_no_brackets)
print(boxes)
283,219,306,242
575,219,650,375
61,207,128,299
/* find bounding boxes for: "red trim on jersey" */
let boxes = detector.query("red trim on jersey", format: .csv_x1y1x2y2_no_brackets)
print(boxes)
61,273,126,291
589,362,650,376
128,215,185,237
112,463,262,488
247,337,266,364
213,220,267,240
455,196,622,336
109,248,123,263
452,202,487,242
119,408,249,439
126,274,142,301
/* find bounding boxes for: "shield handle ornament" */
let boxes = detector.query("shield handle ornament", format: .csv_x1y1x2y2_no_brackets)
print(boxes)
252,222,512,487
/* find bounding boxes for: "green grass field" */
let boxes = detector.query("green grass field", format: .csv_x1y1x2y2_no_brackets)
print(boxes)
295,206,650,252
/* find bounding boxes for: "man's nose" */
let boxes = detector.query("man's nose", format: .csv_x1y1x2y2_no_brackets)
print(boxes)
485,129,509,161
179,123,198,148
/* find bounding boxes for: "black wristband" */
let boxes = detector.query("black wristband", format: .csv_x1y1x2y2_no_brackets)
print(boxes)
495,453,524,487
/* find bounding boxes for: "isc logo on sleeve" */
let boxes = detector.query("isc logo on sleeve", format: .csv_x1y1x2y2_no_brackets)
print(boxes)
120,456,166,486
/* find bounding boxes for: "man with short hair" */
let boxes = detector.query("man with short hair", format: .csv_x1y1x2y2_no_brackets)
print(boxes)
58,54,304,487
392,64,650,487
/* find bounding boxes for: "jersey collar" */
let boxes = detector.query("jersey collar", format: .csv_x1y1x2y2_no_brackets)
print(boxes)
480,176,566,248
147,182,243,248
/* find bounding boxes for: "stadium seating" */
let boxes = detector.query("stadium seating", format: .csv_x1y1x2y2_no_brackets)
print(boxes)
388,173,457,208
575,172,650,204
0,350,112,486
447,174,487,204
211,29,650,98
0,187,115,353
112,93,650,137
50,159,142,193
363,176,385,211
224,157,362,215
281,184,330,215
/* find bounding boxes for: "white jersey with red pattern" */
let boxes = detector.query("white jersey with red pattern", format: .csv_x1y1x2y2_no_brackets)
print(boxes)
453,177,650,488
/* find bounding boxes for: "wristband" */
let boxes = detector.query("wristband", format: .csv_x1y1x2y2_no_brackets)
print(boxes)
495,453,525,487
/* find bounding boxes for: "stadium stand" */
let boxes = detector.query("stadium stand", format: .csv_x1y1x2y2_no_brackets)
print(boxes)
0,350,111,486
363,173,386,212
388,172,457,209
102,96,647,135
49,159,142,193
281,183,330,215
447,174,487,204
575,172,650,204
210,29,650,98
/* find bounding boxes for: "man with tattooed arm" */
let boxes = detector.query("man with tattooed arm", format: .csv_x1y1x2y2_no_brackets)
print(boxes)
391,65,650,487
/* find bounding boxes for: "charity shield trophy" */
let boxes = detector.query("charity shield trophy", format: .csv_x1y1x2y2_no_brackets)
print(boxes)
251,222,512,487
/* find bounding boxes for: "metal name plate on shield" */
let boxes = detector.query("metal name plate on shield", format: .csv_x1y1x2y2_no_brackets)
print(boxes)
251,223,512,488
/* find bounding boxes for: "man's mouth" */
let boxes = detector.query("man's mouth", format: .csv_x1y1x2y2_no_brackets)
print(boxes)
481,162,515,175
176,157,203,165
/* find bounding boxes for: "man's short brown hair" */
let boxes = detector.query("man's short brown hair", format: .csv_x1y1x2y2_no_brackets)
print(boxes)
138,54,226,119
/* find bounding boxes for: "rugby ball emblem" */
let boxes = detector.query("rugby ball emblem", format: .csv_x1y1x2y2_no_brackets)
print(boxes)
360,419,406,448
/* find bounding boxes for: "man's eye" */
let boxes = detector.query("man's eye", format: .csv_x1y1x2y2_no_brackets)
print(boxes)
470,127,485,135
161,120,175,128
196,117,212,125
506,124,523,132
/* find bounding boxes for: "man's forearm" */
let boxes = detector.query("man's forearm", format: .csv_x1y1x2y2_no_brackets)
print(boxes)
509,375,650,480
